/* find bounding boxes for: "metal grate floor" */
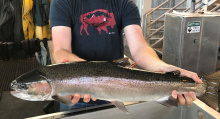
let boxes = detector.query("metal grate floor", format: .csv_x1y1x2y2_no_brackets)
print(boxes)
0,59,40,92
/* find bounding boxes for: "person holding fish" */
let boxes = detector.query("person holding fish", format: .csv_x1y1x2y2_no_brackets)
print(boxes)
50,0,203,111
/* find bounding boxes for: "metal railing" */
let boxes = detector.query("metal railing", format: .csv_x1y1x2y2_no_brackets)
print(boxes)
143,0,187,42
143,0,171,40
143,0,218,45
210,3,220,12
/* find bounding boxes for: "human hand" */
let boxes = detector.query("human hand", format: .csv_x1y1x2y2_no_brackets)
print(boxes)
61,59,96,104
163,64,202,107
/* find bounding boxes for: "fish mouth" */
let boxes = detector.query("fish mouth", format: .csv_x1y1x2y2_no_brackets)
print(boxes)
10,90,45,101
10,80,18,90
10,90,21,97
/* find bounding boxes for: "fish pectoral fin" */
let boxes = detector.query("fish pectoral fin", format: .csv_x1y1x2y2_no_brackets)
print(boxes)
52,95,75,106
111,101,129,114
156,96,178,108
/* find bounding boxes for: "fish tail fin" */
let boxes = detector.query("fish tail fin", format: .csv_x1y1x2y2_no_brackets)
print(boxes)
198,71,220,111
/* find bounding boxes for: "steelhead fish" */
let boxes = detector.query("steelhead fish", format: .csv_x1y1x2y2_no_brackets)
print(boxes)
10,61,220,113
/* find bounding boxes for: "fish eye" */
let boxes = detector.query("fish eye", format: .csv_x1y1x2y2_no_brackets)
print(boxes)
19,84,28,90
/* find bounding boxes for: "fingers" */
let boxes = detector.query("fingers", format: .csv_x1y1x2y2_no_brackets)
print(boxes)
163,65,203,84
180,70,203,84
177,94,185,106
92,98,97,101
71,93,81,104
83,95,97,102
176,92,197,107
171,90,177,99
70,94,96,104
83,94,91,103
189,92,197,100
184,93,193,106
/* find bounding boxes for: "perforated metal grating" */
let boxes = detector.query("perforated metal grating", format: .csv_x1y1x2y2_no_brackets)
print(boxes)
0,59,40,92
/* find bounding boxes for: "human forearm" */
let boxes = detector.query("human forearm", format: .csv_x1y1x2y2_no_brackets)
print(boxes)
124,25,167,72
53,48,85,64
51,26,86,64
131,45,201,82
130,43,168,72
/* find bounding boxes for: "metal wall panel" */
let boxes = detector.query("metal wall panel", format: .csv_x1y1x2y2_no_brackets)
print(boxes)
181,17,202,73
198,16,220,74
162,14,183,67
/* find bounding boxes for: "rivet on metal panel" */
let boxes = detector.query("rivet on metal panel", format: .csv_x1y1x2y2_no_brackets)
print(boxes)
197,111,205,119
193,39,199,45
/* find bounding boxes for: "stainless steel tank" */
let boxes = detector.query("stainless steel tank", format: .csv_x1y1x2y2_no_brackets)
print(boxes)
162,12,220,75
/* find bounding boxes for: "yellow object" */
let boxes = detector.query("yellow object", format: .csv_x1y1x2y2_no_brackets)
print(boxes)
22,0,35,40
35,0,52,40
35,24,52,40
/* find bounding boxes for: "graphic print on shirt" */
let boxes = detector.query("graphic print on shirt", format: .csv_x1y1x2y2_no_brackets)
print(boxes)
80,9,116,35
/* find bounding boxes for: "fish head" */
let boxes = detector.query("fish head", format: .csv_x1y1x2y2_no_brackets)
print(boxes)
10,69,52,101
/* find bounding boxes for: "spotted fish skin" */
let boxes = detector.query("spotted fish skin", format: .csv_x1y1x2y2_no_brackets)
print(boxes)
41,62,205,101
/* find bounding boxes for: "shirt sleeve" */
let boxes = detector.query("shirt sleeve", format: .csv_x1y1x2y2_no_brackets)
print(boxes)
49,0,72,28
121,0,141,28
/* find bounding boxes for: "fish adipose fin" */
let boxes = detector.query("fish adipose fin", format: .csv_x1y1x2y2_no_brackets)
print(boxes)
112,58,134,67
52,95,75,106
165,70,181,76
198,71,220,111
111,101,129,114
156,96,178,108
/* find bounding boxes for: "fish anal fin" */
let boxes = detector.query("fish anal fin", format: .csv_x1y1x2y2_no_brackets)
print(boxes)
156,96,178,108
111,101,129,114
52,95,75,106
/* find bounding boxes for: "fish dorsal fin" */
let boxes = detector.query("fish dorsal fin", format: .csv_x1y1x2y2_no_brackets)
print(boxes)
52,95,75,106
111,101,129,114
112,58,134,67
156,96,178,108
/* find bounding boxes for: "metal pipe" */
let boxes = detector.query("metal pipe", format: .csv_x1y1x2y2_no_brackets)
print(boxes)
204,0,208,12
191,0,196,13
183,0,202,12
143,14,149,39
